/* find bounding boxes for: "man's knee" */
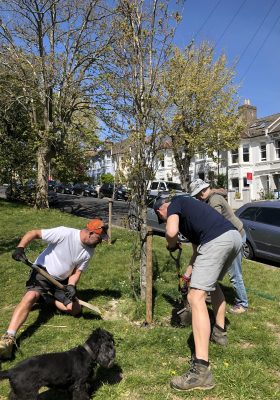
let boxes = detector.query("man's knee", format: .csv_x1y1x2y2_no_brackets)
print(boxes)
66,301,81,316
22,290,41,305
188,288,206,306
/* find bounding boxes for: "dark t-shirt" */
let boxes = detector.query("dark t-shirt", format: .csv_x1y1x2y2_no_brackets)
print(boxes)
167,196,235,245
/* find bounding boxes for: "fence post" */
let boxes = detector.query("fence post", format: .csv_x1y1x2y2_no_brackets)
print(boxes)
108,199,113,245
146,228,153,324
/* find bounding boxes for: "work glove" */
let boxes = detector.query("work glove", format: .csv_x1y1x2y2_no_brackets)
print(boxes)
64,284,77,301
180,274,191,295
166,242,182,253
12,247,27,262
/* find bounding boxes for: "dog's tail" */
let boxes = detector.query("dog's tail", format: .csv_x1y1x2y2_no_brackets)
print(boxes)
0,370,10,381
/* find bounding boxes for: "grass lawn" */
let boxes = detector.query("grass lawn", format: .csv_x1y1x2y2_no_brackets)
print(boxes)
0,199,279,399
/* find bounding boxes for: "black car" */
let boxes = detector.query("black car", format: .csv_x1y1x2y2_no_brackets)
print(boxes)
6,183,58,206
99,183,129,201
54,182,73,194
48,180,56,191
83,185,98,197
71,183,98,197
47,190,58,205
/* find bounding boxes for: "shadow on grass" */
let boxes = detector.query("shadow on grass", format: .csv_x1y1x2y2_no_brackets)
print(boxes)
162,293,192,328
78,288,122,301
37,363,123,400
0,237,21,255
16,307,55,351
219,283,236,306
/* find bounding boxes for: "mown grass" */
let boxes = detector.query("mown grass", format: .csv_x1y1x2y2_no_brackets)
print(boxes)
0,199,279,399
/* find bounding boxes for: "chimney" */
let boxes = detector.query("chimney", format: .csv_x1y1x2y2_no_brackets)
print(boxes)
238,99,257,125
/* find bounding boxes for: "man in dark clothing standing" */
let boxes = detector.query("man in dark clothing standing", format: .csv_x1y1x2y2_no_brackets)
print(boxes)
154,195,242,392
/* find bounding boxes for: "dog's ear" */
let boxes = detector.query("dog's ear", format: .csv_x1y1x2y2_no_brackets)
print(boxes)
95,330,116,368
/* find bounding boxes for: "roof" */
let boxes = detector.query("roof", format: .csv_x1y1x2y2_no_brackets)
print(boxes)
242,113,280,138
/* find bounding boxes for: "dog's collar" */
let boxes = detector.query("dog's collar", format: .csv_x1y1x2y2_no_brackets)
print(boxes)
82,343,95,360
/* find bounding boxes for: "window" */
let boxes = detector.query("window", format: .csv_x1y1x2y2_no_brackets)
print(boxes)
197,151,205,159
160,160,165,168
256,208,280,227
231,178,239,190
260,143,267,161
150,182,158,190
198,172,205,180
166,182,182,191
239,207,258,221
243,144,249,162
276,140,280,159
231,149,238,164
243,177,250,187
208,171,215,182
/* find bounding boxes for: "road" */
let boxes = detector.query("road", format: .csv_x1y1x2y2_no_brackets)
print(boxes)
54,193,129,227
0,185,129,227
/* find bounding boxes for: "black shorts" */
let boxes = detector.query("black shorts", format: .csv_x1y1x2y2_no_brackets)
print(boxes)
26,268,71,306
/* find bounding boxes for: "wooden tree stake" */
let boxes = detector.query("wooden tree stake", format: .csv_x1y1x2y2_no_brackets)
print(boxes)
108,199,113,245
146,229,153,324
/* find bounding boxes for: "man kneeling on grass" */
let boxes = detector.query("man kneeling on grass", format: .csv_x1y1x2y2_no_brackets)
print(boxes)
0,219,108,360
154,195,242,392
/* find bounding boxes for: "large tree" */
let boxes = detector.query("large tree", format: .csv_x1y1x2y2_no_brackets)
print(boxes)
163,42,244,190
0,0,112,207
0,76,35,185
99,0,184,299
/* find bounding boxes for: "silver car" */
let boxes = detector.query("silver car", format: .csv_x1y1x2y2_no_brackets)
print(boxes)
235,200,280,262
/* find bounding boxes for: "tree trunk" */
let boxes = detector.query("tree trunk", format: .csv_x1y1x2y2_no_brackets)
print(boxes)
140,206,148,300
36,144,50,209
138,181,149,300
145,230,153,323
173,146,192,191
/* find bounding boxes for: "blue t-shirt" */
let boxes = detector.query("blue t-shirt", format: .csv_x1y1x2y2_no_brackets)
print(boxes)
167,196,235,245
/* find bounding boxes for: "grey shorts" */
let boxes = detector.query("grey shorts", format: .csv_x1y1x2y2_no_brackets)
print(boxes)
26,268,71,306
190,230,242,292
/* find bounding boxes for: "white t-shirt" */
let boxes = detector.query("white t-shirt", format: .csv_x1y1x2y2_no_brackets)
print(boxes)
35,227,94,280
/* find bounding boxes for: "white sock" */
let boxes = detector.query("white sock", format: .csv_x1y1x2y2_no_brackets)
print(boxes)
7,330,16,337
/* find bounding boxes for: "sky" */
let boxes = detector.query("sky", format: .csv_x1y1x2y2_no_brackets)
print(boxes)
173,0,280,118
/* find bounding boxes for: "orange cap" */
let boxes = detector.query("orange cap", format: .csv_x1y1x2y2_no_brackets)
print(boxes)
86,219,106,235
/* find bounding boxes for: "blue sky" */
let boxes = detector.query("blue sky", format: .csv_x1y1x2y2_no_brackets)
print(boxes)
173,0,280,118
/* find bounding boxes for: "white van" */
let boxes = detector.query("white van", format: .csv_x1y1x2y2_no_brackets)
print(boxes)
148,181,183,196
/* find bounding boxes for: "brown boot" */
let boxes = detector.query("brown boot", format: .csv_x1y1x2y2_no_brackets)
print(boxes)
170,360,214,391
0,333,16,360
211,325,228,346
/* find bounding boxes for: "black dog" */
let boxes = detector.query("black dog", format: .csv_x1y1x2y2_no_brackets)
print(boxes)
0,328,115,400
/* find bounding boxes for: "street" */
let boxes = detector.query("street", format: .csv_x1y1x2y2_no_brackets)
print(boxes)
0,186,129,227
54,193,129,227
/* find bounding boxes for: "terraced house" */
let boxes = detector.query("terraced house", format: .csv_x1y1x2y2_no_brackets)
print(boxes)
88,100,280,208
227,101,280,208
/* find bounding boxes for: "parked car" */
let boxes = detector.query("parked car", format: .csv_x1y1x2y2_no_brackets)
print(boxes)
235,200,280,262
99,183,129,201
54,182,73,194
48,180,56,191
47,190,58,205
148,180,184,196
128,192,190,234
6,183,58,206
71,183,98,197
83,185,98,197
